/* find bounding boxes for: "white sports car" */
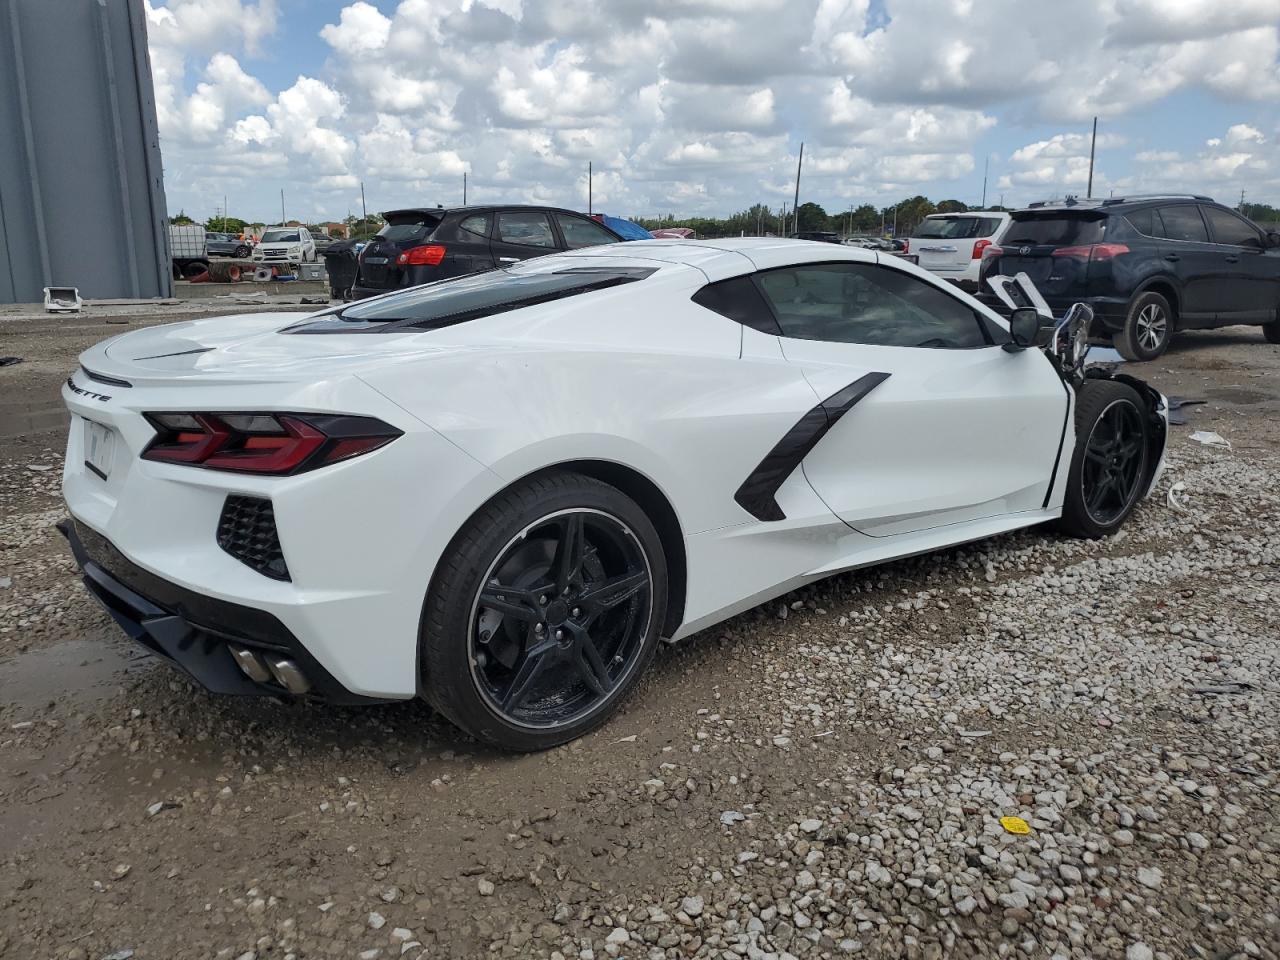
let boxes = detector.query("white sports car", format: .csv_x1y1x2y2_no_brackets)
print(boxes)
60,239,1167,750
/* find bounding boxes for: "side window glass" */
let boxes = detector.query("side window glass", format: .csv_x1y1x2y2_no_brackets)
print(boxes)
557,215,620,249
756,263,988,348
1201,205,1263,248
1126,208,1154,237
1155,205,1208,243
497,211,556,248
459,214,491,239
692,276,780,334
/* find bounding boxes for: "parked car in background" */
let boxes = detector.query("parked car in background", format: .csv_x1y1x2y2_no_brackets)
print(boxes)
593,214,654,240
352,205,623,299
312,233,338,255
253,227,317,266
844,237,883,249
906,212,1011,291
789,231,841,244
205,232,252,258
651,227,695,240
981,195,1280,359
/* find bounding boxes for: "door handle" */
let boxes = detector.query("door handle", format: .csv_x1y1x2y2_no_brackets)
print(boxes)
1224,255,1240,263
497,257,519,264
1163,254,1180,262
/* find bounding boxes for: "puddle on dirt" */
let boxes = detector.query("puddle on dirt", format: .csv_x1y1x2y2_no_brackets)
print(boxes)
1206,387,1277,405
0,633,152,712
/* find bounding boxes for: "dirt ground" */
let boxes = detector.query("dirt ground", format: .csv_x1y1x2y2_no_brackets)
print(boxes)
1,307,1277,960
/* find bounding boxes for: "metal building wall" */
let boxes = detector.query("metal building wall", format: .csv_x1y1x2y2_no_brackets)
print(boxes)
0,0,171,304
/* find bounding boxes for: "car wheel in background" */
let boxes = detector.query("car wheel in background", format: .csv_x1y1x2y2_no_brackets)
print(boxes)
234,245,250,258
1264,308,1280,344
1114,290,1172,361
1056,380,1151,539
421,472,667,751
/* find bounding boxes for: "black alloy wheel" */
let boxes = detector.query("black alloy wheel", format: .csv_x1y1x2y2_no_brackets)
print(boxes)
421,472,667,751
1115,290,1173,361
234,245,250,258
1057,380,1151,538
469,509,652,729
1080,399,1147,526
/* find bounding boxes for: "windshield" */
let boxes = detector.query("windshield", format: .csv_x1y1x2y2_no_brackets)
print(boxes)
262,230,300,243
376,214,444,243
913,217,987,240
1005,215,1105,246
285,265,656,333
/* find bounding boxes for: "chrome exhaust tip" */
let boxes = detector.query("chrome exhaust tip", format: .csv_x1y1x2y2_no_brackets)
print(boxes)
265,656,311,695
230,645,272,683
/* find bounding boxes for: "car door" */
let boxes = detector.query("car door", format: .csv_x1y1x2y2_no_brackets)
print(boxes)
751,258,1068,537
1151,204,1220,326
491,210,559,266
1199,204,1277,322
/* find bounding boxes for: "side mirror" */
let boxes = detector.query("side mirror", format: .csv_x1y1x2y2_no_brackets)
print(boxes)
1004,307,1040,352
1267,231,1280,249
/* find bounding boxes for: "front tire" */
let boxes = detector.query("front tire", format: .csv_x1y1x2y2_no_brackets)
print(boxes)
421,472,667,751
1056,380,1151,539
1114,291,1172,361
1264,310,1280,344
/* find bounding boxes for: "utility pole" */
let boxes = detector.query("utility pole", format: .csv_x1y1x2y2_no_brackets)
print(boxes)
892,201,898,237
781,203,788,236
791,142,804,232
981,156,989,208
846,203,853,237
1086,116,1098,199
280,189,286,225
588,161,593,215
360,181,367,224
223,193,228,229
1239,189,1246,215
463,171,467,205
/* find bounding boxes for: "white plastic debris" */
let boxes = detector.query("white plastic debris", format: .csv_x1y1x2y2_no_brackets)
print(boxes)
1166,481,1189,512
1188,431,1231,450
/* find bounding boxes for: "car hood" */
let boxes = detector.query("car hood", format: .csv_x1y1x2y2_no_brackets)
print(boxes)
84,312,468,386
257,242,300,250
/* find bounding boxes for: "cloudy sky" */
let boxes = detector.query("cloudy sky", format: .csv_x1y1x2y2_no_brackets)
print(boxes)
146,0,1280,225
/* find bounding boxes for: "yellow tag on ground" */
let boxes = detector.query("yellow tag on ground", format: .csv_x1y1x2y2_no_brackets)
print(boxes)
1000,816,1031,835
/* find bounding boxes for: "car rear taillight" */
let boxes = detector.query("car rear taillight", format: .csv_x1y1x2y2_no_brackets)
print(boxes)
142,413,401,475
972,238,994,259
396,244,446,266
901,239,909,254
1052,243,1130,261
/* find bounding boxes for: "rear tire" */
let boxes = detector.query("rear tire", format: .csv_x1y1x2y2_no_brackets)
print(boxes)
421,472,667,751
1114,290,1172,361
1056,380,1151,539
1264,311,1280,344
234,245,250,258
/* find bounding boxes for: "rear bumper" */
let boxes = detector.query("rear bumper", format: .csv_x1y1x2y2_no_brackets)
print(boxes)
59,518,386,704
977,291,1130,331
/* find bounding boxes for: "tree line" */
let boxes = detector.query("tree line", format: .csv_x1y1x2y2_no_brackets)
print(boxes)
634,197,980,239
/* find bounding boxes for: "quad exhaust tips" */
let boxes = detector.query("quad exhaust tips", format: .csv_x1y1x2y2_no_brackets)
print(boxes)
229,645,311,694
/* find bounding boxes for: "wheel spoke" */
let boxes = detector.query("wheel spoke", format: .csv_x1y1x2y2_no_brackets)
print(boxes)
579,570,649,618
479,583,542,622
550,514,586,595
499,634,557,712
571,624,614,696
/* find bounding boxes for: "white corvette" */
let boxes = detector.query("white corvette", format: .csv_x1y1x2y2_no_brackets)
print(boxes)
60,239,1167,750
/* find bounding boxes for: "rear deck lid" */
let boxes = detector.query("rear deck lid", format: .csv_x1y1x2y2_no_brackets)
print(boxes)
991,211,1108,294
358,210,446,288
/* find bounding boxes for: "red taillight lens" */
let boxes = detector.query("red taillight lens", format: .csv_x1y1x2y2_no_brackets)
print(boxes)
142,413,401,475
1052,243,1130,261
972,238,993,259
396,244,446,266
901,239,909,254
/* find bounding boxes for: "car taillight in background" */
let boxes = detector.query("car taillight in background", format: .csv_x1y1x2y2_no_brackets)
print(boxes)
972,238,995,259
142,413,402,475
901,240,909,254
396,244,447,266
1051,243,1130,261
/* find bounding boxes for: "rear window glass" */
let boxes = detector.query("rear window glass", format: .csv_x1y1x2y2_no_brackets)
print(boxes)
1004,215,1104,246
284,266,656,334
378,214,443,243
913,217,988,240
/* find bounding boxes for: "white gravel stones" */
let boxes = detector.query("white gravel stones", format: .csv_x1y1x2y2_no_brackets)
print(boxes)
679,895,703,917
1137,866,1164,889
1127,943,1155,960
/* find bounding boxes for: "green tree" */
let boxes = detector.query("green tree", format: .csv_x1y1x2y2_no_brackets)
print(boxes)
169,210,195,225
935,199,969,213
849,204,879,233
793,201,831,233
206,215,247,233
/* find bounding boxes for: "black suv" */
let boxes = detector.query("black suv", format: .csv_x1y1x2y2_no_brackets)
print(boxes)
981,195,1280,359
352,205,623,299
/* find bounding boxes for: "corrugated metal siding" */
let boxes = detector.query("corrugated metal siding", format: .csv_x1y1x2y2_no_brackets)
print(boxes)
0,0,171,303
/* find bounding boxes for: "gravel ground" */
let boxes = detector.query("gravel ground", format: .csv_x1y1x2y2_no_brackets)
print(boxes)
1,310,1278,960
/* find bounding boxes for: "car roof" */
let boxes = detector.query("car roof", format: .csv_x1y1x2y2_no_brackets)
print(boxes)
923,210,1008,218
382,204,603,219
542,237,881,281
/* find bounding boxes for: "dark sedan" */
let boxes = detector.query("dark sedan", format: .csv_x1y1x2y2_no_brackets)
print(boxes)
206,232,251,258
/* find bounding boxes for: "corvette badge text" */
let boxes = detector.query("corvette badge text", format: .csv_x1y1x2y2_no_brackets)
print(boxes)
66,377,111,402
